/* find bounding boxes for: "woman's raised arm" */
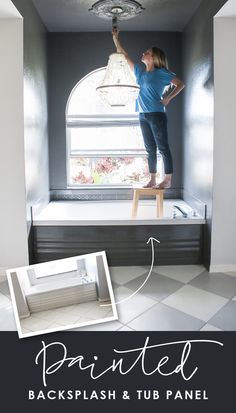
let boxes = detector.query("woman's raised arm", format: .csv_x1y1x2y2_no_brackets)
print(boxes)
112,29,134,71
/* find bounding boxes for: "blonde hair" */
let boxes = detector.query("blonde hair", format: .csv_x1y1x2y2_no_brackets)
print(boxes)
151,47,168,69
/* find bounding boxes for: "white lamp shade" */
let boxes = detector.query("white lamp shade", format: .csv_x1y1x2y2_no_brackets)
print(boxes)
96,53,140,106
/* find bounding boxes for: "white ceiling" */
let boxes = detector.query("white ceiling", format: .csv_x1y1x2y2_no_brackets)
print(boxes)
32,0,203,32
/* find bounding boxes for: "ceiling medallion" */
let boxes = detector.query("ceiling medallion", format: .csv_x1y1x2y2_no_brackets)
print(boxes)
89,0,145,106
89,0,145,21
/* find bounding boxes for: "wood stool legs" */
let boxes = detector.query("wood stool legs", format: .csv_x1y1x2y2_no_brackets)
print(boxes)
132,188,164,218
132,189,139,218
156,191,164,218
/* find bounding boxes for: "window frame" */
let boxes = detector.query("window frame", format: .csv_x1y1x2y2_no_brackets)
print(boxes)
66,68,148,189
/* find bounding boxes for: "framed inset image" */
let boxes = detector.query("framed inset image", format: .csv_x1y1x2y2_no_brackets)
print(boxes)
7,251,117,338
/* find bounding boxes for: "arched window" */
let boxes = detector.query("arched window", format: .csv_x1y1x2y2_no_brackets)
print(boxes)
66,68,162,187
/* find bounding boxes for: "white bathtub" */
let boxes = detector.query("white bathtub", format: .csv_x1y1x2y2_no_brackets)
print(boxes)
33,199,205,226
17,259,98,314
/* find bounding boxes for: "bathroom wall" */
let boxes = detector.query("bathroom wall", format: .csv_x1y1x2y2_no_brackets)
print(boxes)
211,12,236,271
0,7,29,274
95,255,110,302
85,254,110,301
11,0,50,230
182,0,227,267
48,31,183,192
10,272,30,318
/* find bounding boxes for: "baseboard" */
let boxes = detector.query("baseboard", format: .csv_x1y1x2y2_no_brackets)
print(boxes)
209,264,236,273
19,311,31,319
98,297,111,303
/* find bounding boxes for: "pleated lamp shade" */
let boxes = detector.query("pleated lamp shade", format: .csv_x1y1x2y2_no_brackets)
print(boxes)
96,53,140,106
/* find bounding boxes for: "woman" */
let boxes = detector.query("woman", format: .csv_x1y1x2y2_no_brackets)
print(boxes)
112,29,185,189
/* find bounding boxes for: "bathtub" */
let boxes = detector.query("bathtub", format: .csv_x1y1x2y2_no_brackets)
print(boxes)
32,199,206,266
17,259,97,314
33,199,205,226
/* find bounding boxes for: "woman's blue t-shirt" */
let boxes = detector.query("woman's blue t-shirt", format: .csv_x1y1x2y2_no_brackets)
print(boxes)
134,63,176,113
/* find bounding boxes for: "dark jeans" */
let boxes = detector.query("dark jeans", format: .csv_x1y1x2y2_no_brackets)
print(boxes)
139,112,173,174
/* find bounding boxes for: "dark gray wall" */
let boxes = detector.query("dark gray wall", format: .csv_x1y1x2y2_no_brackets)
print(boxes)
12,0,50,230
48,32,183,190
182,0,227,266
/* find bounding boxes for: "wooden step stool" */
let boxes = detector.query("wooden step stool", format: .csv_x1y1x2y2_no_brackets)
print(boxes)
132,188,164,218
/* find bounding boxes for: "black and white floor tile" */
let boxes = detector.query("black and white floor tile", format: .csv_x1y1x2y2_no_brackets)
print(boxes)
1,265,236,332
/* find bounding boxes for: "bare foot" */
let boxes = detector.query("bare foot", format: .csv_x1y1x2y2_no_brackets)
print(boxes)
143,179,156,188
153,180,171,189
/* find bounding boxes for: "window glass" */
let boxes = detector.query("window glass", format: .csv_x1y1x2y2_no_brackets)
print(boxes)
66,68,162,187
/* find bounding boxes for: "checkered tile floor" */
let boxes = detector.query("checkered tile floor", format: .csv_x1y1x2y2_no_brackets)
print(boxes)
1,265,236,332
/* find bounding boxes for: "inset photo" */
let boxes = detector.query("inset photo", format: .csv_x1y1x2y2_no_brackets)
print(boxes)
7,251,117,338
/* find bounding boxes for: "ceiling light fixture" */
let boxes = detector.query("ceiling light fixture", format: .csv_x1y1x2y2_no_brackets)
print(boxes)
89,0,144,21
89,0,145,107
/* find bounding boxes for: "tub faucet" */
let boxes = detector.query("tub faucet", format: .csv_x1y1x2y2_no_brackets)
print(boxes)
173,205,188,218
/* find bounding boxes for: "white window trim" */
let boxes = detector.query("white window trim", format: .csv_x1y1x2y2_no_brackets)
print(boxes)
65,68,148,189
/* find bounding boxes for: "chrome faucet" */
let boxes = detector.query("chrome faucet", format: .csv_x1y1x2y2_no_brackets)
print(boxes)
173,205,188,218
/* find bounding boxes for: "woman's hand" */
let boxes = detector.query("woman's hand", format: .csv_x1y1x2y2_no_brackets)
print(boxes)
160,96,171,106
161,78,185,106
112,28,119,39
111,29,134,72
112,28,119,50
